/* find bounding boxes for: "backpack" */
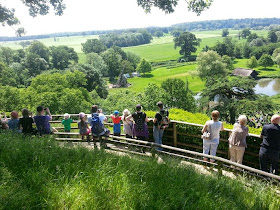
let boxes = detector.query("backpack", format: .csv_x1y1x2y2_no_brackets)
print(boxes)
158,110,169,129
91,113,104,136
134,112,145,131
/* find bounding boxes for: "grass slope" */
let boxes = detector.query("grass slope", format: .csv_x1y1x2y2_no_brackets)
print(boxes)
110,64,204,94
0,133,279,209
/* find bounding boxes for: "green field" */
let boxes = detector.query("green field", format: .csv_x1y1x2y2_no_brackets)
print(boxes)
110,63,204,94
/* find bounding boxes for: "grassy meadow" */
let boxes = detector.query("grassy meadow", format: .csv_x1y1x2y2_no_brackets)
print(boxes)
0,132,279,209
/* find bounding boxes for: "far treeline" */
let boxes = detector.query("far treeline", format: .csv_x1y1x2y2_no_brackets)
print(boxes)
1,18,280,42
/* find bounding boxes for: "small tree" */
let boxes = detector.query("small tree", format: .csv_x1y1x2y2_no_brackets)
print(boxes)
275,55,280,68
246,56,258,69
155,31,164,38
258,54,274,70
82,39,107,54
136,58,152,75
222,29,229,37
241,28,251,39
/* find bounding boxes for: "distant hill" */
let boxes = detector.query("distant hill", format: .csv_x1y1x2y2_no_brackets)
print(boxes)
1,18,279,42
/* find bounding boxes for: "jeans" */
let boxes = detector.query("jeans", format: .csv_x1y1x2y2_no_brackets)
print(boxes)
203,139,219,161
153,126,164,151
259,147,279,174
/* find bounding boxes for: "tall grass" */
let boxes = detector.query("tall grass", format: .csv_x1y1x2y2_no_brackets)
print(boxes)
0,132,279,209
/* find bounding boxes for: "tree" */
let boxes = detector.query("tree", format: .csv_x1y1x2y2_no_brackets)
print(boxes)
196,50,227,82
161,78,195,111
85,53,108,75
28,41,50,62
19,41,32,49
211,37,235,57
0,47,14,65
258,54,274,70
201,77,257,124
142,83,165,111
171,30,183,38
249,38,266,47
50,46,78,70
155,31,164,38
247,33,258,43
222,28,229,37
222,55,234,70
24,53,49,76
125,51,141,69
136,58,152,75
174,32,201,57
275,55,280,68
70,65,108,98
246,56,258,69
101,48,122,80
241,28,251,39
82,39,107,54
267,31,278,43
0,62,19,87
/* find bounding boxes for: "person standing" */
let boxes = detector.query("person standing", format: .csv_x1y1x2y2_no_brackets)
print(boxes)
259,115,280,174
61,113,73,133
153,101,169,151
228,115,248,164
201,110,224,163
132,104,149,140
111,111,122,137
122,109,133,138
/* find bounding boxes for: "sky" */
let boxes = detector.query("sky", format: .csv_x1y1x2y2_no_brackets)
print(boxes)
0,0,280,37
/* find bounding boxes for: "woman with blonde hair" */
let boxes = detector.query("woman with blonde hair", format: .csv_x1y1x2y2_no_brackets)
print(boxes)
121,109,133,138
228,115,249,164
201,110,224,162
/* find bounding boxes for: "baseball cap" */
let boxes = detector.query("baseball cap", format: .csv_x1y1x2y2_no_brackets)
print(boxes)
114,110,119,115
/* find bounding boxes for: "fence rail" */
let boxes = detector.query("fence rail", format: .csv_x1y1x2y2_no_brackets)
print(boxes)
50,113,280,179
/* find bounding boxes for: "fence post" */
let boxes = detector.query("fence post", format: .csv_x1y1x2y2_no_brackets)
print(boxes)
228,131,232,159
173,122,177,147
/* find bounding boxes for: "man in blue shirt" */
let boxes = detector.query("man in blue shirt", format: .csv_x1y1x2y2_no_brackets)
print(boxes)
259,115,280,174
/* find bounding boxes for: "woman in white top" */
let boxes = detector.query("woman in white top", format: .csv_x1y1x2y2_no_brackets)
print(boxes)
228,115,248,164
201,110,224,163
121,109,133,138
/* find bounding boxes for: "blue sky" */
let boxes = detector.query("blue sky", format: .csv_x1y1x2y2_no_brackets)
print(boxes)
1,0,280,36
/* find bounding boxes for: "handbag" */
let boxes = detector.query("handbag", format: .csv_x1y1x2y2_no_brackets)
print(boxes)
201,131,211,140
201,123,211,140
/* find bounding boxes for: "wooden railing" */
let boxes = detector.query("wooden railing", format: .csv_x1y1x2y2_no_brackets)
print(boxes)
51,114,280,172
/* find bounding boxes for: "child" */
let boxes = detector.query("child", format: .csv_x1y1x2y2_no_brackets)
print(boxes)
0,113,8,130
8,111,20,133
19,108,36,135
111,110,122,137
78,112,90,141
62,113,73,133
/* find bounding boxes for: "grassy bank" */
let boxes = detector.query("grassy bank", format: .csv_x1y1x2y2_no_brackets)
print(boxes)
0,133,279,209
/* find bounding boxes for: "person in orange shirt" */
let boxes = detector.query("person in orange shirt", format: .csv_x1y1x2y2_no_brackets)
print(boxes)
111,111,122,137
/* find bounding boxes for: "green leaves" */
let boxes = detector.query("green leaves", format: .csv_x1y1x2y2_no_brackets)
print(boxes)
174,32,201,57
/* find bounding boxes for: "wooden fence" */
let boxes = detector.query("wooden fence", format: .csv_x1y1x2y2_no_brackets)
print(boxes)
50,114,267,170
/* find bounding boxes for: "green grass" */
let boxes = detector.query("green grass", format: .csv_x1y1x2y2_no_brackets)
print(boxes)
0,35,99,53
0,132,280,209
234,59,280,77
110,63,204,94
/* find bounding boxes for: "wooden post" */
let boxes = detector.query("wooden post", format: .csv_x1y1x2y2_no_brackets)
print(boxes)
173,122,177,147
228,131,232,159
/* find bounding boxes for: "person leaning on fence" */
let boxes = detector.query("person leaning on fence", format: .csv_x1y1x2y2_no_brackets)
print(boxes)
34,106,54,135
88,105,110,148
153,101,170,151
132,104,150,140
259,114,280,174
19,109,36,135
111,110,122,137
201,110,224,163
8,111,21,133
98,109,107,124
121,109,133,138
78,112,91,142
62,113,73,133
228,115,248,164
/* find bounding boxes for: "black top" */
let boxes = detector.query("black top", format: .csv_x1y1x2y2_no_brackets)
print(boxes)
154,110,169,126
132,112,146,122
19,117,34,134
261,123,280,152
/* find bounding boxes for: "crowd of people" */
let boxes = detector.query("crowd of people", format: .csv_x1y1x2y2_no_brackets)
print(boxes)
0,103,279,175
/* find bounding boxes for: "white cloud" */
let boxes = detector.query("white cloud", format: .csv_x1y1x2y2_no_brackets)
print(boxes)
0,0,280,36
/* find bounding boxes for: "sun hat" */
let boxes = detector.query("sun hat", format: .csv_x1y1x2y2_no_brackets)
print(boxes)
64,113,70,119
79,112,86,119
123,109,130,116
114,110,119,115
